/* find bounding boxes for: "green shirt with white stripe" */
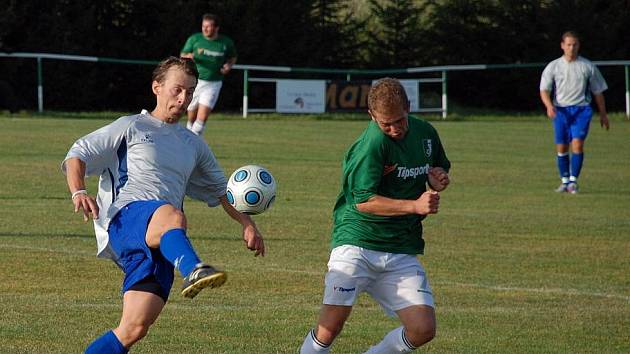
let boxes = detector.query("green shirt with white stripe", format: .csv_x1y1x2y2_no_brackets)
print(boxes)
331,116,451,255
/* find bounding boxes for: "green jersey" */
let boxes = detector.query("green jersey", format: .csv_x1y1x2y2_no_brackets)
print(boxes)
181,33,237,81
331,116,451,255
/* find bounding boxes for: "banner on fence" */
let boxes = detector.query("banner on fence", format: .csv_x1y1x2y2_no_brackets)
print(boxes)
325,80,419,112
276,80,326,113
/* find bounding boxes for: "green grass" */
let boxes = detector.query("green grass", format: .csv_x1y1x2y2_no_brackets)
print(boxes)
0,113,628,353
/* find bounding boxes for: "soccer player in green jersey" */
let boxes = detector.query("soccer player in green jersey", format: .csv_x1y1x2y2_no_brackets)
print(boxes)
181,13,237,135
300,78,451,353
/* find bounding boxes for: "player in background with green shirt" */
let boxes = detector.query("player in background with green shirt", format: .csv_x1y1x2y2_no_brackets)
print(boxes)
300,78,451,354
181,13,237,135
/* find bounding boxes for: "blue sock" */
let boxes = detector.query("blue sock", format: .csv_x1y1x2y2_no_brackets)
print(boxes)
85,330,128,354
557,153,570,182
159,228,202,277
570,153,584,180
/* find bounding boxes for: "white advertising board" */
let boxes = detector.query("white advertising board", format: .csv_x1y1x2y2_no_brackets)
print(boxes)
276,80,326,113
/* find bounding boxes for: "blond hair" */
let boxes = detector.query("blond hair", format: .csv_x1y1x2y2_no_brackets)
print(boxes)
152,56,198,84
367,78,409,113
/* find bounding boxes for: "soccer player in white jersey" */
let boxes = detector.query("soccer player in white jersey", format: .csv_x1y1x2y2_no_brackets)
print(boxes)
62,57,264,353
540,31,610,194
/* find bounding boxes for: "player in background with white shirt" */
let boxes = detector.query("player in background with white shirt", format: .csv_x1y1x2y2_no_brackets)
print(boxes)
63,57,264,353
540,31,609,194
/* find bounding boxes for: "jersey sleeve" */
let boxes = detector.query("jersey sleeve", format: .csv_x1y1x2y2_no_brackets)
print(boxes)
181,34,195,54
344,132,386,204
430,125,451,172
226,37,237,59
589,65,608,94
61,116,132,176
186,142,228,207
539,62,555,91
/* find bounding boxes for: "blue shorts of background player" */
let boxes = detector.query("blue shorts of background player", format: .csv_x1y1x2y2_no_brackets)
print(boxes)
553,105,592,144
109,200,173,302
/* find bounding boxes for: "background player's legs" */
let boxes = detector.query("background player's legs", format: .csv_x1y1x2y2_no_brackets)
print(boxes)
553,107,571,192
186,108,197,130
568,138,585,193
190,104,212,135
300,305,353,353
555,144,570,191
565,106,591,193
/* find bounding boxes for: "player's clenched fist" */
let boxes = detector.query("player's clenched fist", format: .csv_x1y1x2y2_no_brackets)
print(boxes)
428,167,450,191
416,190,440,215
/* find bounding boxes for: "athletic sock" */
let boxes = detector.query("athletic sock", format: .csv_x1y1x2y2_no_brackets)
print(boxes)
186,121,193,130
570,153,584,180
191,120,205,135
85,330,128,354
556,152,570,182
300,329,331,354
364,326,417,354
159,228,202,277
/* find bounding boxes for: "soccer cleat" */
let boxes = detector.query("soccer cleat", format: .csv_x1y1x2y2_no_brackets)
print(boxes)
181,264,227,299
567,182,579,194
555,183,568,193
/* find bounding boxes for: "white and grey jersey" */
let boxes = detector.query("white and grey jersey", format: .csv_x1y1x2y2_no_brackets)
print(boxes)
61,110,227,260
540,56,607,107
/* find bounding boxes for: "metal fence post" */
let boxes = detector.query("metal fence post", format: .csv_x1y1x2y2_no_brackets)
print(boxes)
625,65,629,119
242,69,249,118
37,57,43,112
442,70,447,119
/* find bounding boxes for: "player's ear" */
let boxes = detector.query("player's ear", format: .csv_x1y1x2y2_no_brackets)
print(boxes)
368,110,375,121
152,81,161,95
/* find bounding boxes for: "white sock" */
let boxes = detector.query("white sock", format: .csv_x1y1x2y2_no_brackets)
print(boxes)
300,329,331,354
186,121,193,130
363,326,416,354
190,120,205,135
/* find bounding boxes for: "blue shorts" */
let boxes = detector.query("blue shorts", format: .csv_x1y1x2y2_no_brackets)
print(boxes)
553,105,593,144
108,200,173,301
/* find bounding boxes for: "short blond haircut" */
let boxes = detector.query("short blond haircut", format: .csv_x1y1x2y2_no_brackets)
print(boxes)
152,56,198,84
561,30,580,42
367,78,409,113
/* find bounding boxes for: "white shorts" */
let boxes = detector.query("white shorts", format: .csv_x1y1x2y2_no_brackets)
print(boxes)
188,79,223,110
323,245,434,317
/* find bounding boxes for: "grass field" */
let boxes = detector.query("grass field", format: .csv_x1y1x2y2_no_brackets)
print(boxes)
0,112,628,353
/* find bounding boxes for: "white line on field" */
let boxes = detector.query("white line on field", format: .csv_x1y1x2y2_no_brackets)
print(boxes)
2,244,627,302
436,280,630,301
0,244,94,256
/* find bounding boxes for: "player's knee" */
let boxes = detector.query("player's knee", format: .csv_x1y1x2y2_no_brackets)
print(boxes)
118,322,151,346
316,322,345,344
169,209,186,229
406,321,436,346
157,204,187,229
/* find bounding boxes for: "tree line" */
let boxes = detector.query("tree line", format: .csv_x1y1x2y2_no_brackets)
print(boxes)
0,0,628,113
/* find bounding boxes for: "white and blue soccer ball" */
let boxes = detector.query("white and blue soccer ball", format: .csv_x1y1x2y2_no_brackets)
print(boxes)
226,165,276,215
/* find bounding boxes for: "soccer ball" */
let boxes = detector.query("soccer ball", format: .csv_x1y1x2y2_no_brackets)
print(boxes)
226,165,276,215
